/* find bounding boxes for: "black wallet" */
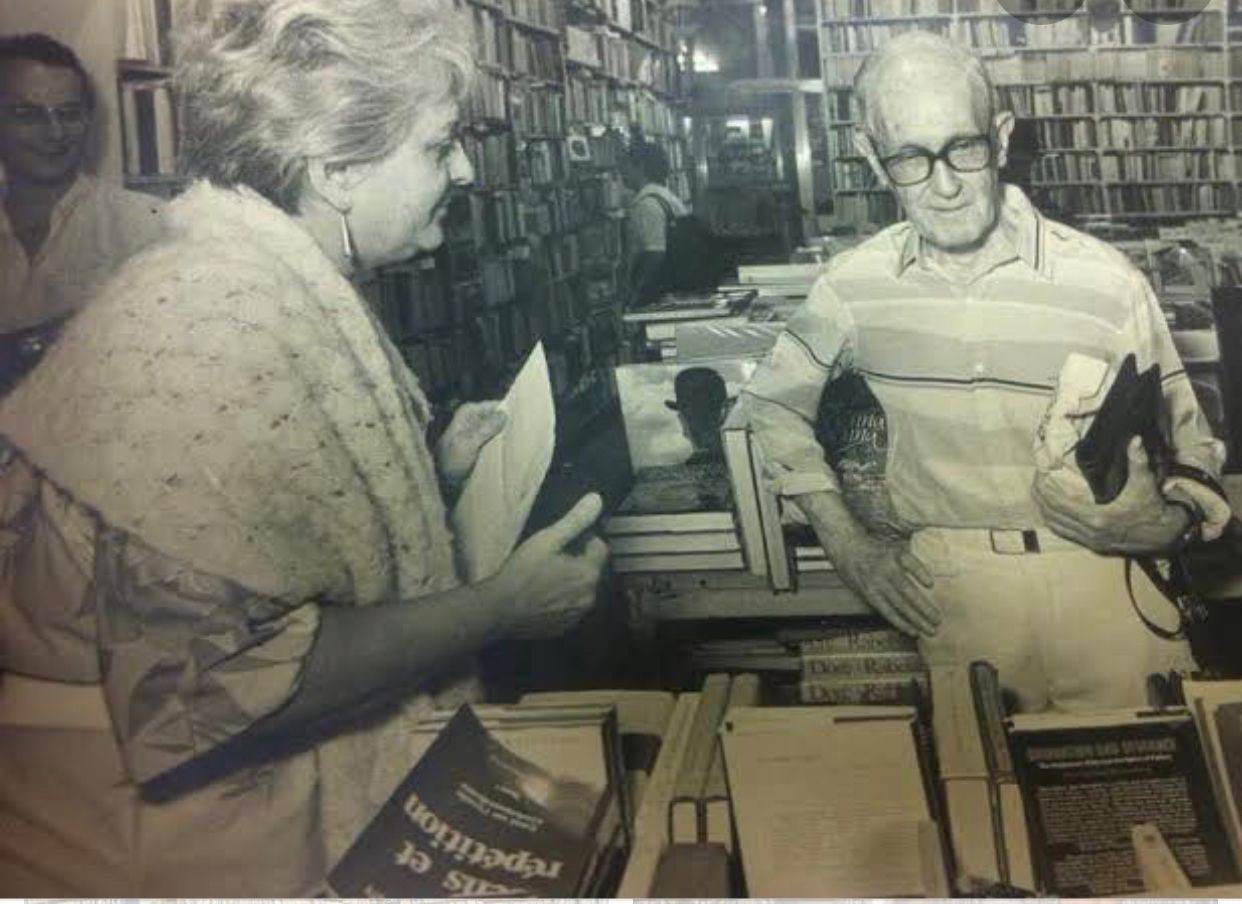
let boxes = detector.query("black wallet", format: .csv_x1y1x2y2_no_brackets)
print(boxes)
1074,353,1166,505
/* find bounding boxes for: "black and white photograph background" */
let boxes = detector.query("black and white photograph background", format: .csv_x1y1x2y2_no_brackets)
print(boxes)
616,359,757,470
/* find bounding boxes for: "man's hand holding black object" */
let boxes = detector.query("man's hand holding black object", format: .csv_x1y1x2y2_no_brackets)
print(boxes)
1034,437,1192,556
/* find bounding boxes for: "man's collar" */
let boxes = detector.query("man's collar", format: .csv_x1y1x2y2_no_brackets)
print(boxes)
893,184,1050,282
0,173,92,245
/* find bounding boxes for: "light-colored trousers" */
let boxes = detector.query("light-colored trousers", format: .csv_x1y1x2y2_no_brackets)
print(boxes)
913,527,1195,713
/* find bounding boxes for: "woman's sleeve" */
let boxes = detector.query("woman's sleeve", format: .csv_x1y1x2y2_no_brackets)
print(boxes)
91,521,322,784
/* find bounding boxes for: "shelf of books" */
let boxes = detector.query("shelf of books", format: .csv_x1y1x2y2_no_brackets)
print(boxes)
117,0,186,197
817,0,1241,225
356,0,689,440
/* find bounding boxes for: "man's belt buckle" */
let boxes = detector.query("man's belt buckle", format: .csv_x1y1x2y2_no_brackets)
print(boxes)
990,529,1041,555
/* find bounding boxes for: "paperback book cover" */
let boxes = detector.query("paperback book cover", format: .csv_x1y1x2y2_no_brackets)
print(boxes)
1010,711,1236,897
328,706,605,898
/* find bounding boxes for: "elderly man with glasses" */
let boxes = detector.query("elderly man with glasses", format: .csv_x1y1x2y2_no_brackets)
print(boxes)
0,34,163,394
743,32,1229,715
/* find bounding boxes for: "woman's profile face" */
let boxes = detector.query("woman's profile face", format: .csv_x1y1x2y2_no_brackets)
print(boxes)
346,100,473,268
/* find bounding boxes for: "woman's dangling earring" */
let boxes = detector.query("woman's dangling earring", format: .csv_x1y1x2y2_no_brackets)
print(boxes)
338,209,359,271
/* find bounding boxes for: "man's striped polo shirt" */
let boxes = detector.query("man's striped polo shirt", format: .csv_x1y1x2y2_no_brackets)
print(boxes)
743,186,1224,530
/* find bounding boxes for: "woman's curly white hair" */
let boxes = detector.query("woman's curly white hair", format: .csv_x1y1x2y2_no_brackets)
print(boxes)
176,0,475,211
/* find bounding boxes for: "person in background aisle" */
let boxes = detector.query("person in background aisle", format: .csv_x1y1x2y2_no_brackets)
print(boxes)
0,0,608,895
621,138,688,307
0,34,164,395
742,32,1230,713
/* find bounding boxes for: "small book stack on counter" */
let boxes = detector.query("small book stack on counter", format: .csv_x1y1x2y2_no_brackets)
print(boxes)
605,365,777,578
683,624,930,708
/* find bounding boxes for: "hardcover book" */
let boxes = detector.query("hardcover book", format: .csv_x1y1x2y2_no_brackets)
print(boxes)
615,360,757,478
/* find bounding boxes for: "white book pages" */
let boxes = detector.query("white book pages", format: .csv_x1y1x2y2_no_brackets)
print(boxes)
452,342,555,582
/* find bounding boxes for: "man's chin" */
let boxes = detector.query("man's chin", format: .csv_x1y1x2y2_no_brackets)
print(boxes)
914,215,993,254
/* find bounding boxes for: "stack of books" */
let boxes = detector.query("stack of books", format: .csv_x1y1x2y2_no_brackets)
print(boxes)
623,290,757,358
797,627,928,706
931,664,1242,896
719,262,823,301
608,360,766,575
605,504,744,574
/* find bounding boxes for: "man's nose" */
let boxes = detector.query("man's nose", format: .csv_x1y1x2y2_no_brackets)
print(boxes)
929,157,962,196
43,111,68,142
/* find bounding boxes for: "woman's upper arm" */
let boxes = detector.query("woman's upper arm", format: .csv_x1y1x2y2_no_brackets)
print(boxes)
92,523,322,784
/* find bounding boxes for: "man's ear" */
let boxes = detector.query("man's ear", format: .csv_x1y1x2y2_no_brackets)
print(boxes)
992,110,1016,172
304,156,373,213
852,126,890,189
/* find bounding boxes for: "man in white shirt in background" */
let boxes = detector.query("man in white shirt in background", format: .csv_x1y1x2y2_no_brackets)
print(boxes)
621,139,688,308
743,32,1230,713
0,33,164,394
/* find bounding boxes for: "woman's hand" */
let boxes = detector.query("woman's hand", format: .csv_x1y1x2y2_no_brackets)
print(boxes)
491,493,610,639
436,401,507,488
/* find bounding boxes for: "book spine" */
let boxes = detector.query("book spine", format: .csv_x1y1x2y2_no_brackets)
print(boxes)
798,630,918,655
617,692,702,897
801,650,926,677
800,674,929,706
747,434,792,589
611,551,745,573
603,511,736,535
609,532,741,556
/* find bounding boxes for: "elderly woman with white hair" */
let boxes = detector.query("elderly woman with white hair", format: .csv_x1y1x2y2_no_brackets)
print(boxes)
0,0,608,894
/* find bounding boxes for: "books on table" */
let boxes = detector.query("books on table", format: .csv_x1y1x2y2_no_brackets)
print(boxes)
720,704,946,897
606,360,762,575
662,672,762,853
326,704,628,898
1007,705,1237,896
518,689,677,813
620,289,756,325
1181,679,1242,873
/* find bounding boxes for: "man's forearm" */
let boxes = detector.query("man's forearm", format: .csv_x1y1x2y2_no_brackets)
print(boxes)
744,392,841,496
793,489,873,561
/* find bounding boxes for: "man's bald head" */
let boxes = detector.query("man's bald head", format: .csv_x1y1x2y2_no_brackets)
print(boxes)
853,32,994,142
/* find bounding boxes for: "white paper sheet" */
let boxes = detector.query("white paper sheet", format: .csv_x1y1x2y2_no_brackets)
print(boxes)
721,708,932,897
452,342,556,582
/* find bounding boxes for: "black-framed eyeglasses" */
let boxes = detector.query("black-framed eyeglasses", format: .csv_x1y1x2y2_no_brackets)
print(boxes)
874,134,993,187
4,103,90,129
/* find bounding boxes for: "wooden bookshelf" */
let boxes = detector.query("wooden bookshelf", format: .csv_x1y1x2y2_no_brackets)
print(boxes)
357,0,690,442
817,0,1241,225
119,0,689,434
116,59,186,197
